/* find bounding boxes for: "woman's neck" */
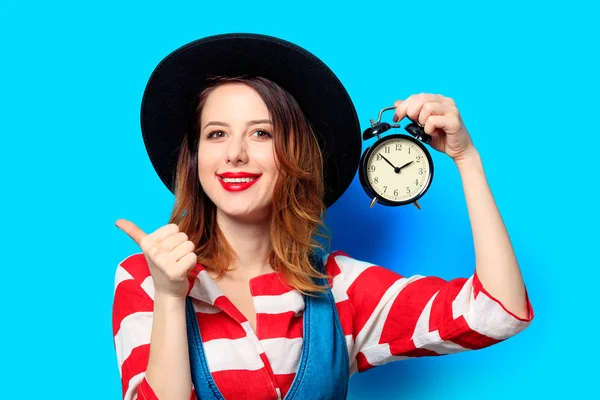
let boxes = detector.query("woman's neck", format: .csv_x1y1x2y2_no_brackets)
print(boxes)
216,210,274,280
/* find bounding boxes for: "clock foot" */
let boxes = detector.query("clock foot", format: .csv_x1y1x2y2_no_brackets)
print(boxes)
413,200,421,210
370,197,378,208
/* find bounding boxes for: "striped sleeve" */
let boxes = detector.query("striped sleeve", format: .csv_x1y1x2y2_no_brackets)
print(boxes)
112,253,197,400
324,251,534,373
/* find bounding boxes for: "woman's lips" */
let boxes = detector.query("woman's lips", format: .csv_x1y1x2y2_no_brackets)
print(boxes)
217,176,261,192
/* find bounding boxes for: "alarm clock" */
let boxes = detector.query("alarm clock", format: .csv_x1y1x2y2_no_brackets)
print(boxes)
358,106,434,209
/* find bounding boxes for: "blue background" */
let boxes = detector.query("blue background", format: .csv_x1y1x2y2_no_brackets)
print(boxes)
2,0,598,398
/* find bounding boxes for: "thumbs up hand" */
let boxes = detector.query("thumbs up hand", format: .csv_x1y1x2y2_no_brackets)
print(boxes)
115,219,198,298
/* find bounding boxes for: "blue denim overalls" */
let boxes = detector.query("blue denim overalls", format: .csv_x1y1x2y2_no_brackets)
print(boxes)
185,254,349,399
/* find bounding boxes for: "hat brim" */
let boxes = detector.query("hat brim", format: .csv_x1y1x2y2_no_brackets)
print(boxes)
140,33,361,208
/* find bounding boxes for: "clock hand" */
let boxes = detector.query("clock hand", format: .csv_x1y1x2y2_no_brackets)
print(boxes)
379,154,408,174
379,153,398,171
397,160,414,171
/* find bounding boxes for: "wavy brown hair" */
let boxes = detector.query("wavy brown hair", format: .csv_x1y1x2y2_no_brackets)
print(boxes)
168,76,331,294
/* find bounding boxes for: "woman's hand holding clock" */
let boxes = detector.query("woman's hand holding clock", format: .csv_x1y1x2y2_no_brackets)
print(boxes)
393,93,477,162
357,92,483,207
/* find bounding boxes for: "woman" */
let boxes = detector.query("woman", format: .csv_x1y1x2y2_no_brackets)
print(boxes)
112,33,533,400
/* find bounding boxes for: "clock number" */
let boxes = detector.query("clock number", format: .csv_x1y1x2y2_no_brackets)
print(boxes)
406,187,410,194
416,155,421,162
370,165,376,172
418,168,424,175
414,179,419,185
408,147,411,154
376,154,382,161
383,186,387,193
385,146,390,154
396,143,402,151
394,189,398,196
374,177,378,184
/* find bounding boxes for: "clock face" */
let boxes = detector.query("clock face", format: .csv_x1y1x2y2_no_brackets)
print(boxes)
364,135,432,204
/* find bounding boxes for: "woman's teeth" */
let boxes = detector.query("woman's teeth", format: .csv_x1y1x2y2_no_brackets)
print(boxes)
222,177,257,183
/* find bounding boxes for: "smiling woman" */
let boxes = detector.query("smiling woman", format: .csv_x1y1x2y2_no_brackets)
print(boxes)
112,33,533,400
172,76,329,291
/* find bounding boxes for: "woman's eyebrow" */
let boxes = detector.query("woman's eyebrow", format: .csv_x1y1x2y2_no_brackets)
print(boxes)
203,119,273,130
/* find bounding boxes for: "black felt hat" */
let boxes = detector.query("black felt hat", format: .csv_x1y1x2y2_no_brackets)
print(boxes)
140,33,362,208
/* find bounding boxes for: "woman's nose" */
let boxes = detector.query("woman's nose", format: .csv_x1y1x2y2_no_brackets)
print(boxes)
226,135,249,165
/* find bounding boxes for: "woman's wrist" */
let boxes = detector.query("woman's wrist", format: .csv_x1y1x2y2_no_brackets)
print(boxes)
453,146,481,170
154,291,187,311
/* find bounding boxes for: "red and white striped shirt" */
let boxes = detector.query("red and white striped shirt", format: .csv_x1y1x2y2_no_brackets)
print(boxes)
112,250,533,400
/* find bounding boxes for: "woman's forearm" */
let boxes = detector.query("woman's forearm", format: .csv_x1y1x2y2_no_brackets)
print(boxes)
455,149,529,319
146,293,193,400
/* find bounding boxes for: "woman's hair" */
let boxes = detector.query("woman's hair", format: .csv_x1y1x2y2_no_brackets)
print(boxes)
168,76,331,294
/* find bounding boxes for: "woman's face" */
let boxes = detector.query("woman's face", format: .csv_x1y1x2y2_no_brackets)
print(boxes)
198,83,279,222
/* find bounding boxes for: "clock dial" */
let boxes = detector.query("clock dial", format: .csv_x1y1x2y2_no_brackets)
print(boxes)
365,137,431,202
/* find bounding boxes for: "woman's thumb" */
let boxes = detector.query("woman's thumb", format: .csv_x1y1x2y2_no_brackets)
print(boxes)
115,219,147,247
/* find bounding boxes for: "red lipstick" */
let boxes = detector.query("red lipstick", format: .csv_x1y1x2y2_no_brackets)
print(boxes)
217,172,261,192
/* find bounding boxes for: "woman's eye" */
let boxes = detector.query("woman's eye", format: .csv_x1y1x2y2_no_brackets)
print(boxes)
252,130,272,139
207,130,225,139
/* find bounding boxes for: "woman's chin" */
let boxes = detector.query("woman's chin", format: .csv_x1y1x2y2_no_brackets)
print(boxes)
216,204,272,223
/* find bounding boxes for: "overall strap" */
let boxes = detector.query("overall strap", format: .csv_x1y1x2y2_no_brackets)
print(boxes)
185,297,225,400
284,253,350,400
